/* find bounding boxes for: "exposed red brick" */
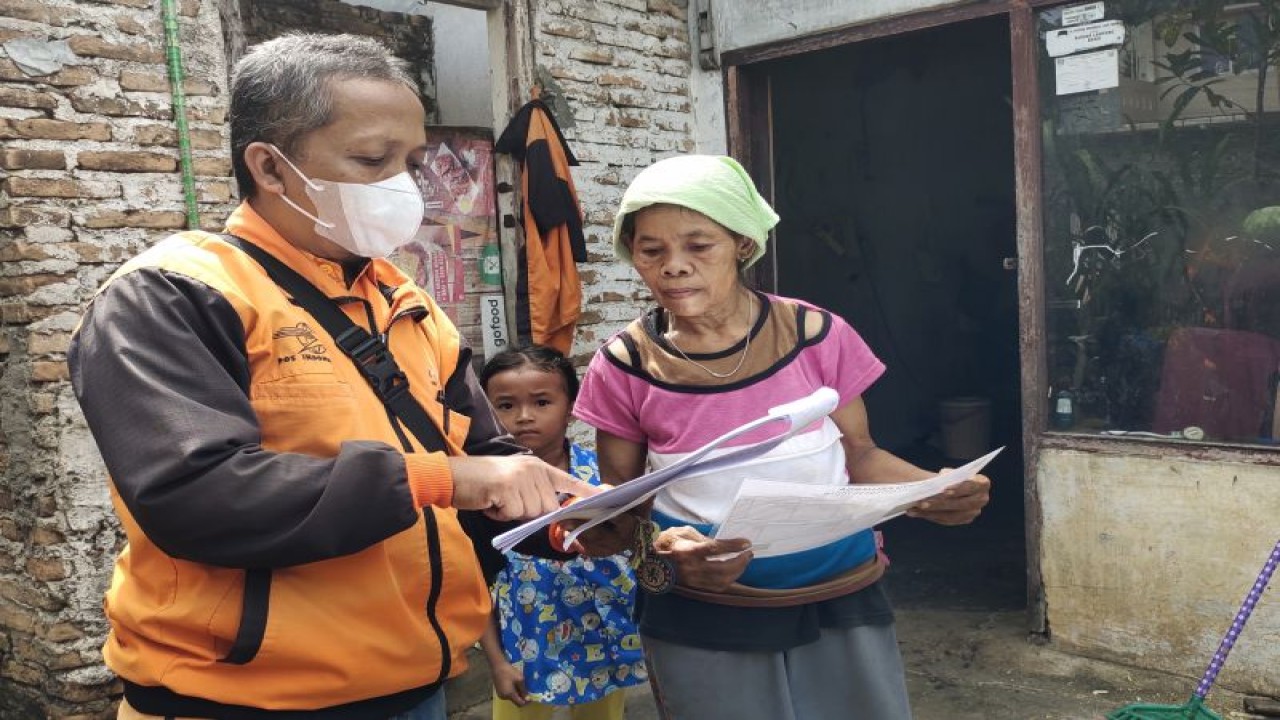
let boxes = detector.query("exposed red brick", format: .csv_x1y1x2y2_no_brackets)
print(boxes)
25,556,67,581
0,0,56,24
67,35,164,64
37,622,84,643
0,86,58,110
133,123,223,149
199,180,234,204
0,517,20,541
118,70,215,96
79,209,186,229
70,93,170,120
3,177,120,199
3,660,43,687
77,150,177,173
597,73,647,89
187,104,227,124
0,598,37,633
115,14,159,35
569,47,615,65
0,149,66,170
31,360,70,382
191,156,231,176
0,118,112,142
0,206,71,228
0,273,71,296
0,59,94,86
0,242,51,262
647,0,687,19
26,332,70,355
541,17,592,40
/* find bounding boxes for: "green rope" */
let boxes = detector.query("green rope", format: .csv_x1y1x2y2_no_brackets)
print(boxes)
161,0,200,229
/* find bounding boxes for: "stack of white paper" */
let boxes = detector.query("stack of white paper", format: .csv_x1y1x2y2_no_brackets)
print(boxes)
712,448,1003,557
491,387,841,552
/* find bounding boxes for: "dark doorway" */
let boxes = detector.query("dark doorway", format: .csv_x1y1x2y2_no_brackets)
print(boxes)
762,16,1025,611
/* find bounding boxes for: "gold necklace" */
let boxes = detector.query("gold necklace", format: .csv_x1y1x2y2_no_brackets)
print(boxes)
666,294,755,379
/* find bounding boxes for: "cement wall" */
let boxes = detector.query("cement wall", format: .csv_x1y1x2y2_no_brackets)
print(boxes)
710,0,968,53
1038,449,1280,695
427,3,493,128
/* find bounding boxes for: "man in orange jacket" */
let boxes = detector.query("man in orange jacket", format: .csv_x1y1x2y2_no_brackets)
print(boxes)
69,34,597,720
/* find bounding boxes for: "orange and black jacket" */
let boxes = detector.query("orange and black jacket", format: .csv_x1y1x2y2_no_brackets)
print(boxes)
495,99,585,356
68,203,566,719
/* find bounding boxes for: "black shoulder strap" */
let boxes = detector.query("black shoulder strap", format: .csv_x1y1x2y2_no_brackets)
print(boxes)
617,331,642,370
223,235,450,455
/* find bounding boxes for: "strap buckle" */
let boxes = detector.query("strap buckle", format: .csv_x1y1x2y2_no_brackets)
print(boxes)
335,327,409,401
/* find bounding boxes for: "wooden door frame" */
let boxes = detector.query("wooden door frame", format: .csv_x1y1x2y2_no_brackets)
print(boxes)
723,0,1050,633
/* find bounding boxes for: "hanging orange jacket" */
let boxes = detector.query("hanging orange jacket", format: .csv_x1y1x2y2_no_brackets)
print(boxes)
496,99,586,356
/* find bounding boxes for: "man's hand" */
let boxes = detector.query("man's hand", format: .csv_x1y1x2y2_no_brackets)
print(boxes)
448,455,601,521
906,474,990,525
491,659,530,707
654,526,753,592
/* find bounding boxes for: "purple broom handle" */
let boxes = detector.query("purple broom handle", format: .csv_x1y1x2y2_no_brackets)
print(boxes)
1194,538,1280,700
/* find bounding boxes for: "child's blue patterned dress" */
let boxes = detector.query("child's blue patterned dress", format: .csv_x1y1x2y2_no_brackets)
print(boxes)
491,443,646,704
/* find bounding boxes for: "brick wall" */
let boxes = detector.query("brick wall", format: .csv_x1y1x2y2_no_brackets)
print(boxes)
532,0,695,363
0,0,697,714
0,0,232,714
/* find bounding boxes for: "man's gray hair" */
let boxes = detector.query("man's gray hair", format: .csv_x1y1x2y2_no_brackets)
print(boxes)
230,33,418,197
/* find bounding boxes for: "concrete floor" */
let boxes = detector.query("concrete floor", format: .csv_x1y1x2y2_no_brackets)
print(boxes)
446,606,1263,720
446,449,1270,719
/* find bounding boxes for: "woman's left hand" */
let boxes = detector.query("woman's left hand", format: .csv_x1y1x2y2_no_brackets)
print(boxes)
906,474,990,525
654,526,753,592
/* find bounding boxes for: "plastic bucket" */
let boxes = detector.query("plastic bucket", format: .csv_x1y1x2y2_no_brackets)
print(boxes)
938,396,991,461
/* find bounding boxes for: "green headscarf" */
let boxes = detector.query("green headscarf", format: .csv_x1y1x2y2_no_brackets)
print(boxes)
612,155,780,267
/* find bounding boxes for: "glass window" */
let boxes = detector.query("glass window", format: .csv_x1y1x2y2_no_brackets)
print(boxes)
1039,1,1280,446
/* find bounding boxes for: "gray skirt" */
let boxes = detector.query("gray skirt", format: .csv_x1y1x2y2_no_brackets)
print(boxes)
643,623,912,720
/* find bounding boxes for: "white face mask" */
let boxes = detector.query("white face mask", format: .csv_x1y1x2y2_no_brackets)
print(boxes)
269,145,425,258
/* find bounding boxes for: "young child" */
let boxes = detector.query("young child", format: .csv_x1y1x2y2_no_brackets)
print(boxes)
479,345,646,720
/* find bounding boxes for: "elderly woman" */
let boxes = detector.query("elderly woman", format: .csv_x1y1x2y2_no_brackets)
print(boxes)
573,155,990,720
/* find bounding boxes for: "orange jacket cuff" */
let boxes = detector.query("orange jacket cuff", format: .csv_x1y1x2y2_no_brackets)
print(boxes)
405,453,453,508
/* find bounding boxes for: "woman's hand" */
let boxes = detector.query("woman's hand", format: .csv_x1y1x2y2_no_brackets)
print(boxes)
906,474,991,525
654,526,753,592
491,659,530,707
563,511,642,558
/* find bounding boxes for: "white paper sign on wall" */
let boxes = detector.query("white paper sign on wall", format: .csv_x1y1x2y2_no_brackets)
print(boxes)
1055,48,1120,95
1046,20,1126,57
480,294,511,361
1061,1,1105,27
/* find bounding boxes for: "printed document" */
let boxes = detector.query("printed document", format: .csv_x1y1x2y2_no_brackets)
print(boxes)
712,448,1003,557
492,387,841,552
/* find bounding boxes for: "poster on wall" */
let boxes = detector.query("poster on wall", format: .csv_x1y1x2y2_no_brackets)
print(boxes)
392,127,501,343
1054,48,1120,95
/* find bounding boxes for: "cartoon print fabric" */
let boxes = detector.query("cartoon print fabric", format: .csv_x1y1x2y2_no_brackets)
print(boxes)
491,443,646,704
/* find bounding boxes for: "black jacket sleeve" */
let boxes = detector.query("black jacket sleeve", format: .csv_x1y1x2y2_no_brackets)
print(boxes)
444,353,575,582
69,268,420,569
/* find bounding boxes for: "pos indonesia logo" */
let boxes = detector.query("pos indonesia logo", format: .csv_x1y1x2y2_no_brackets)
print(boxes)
272,322,332,364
